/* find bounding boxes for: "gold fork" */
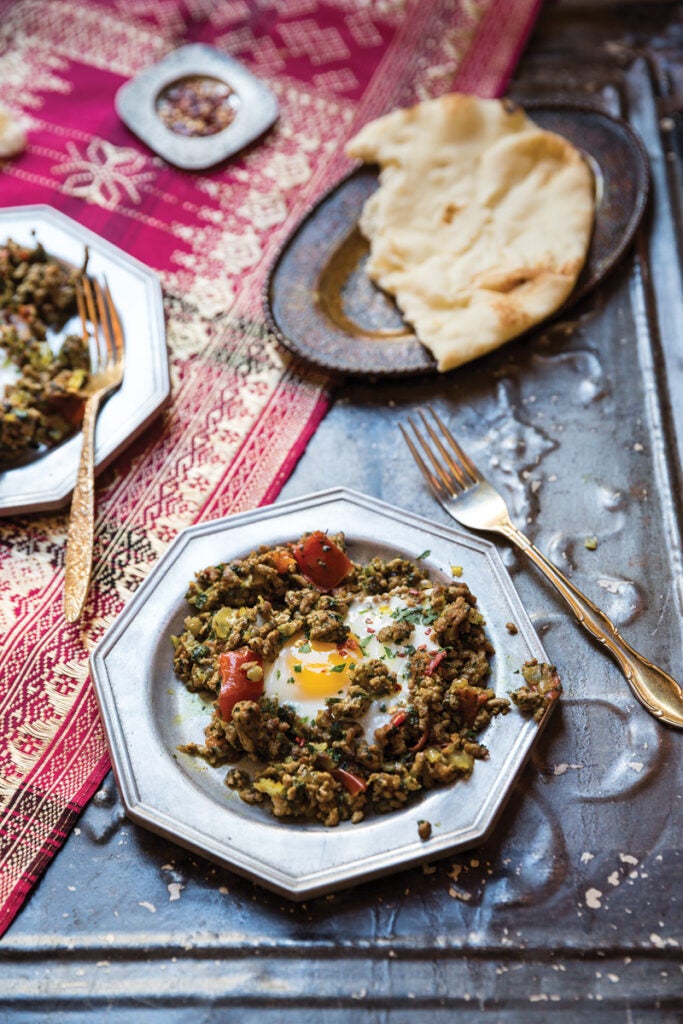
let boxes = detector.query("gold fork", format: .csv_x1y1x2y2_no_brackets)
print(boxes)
401,405,683,730
63,276,124,623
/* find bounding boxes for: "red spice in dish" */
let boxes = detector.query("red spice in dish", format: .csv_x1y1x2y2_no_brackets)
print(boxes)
156,75,238,137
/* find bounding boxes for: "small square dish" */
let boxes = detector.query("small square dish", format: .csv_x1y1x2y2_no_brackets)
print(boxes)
115,44,278,170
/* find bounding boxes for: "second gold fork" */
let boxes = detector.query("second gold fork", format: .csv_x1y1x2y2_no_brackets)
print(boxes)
64,276,124,624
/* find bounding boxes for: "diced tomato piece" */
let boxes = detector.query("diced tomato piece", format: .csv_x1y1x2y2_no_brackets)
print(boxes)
331,767,367,796
218,648,264,721
292,531,353,591
390,710,408,728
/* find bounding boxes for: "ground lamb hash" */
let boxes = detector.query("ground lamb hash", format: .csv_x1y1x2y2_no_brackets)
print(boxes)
0,239,89,461
172,530,561,826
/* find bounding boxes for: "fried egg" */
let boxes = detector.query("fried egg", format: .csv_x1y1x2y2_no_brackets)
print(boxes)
263,593,439,740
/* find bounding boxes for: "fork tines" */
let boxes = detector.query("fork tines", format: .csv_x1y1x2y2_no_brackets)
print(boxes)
400,406,478,500
75,275,124,366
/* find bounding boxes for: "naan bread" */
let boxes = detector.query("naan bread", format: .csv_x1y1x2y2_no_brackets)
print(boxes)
345,94,594,372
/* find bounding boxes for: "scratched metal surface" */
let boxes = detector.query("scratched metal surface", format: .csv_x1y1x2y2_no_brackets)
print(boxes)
2,4,683,1020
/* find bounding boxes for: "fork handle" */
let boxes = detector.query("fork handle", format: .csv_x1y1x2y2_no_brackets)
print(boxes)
64,394,102,623
498,520,683,729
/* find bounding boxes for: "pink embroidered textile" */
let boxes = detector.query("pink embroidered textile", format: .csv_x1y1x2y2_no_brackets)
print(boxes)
0,0,543,937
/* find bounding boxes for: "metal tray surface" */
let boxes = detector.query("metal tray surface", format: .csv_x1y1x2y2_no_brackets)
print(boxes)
116,44,278,170
5,9,683,1021
0,205,170,516
90,487,555,900
266,103,649,377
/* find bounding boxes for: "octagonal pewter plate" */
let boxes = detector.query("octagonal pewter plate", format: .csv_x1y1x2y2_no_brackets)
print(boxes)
0,205,170,515
90,488,557,900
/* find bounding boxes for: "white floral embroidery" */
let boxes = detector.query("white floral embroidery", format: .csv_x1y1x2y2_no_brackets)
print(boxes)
262,149,312,189
0,35,71,114
236,189,288,231
186,275,236,320
164,314,210,360
215,229,264,275
53,139,154,209
2,0,169,78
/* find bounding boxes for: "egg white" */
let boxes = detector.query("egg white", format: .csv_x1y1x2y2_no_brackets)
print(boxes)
263,593,439,741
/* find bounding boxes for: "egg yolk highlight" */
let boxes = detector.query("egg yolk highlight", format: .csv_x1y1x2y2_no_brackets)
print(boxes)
286,634,360,698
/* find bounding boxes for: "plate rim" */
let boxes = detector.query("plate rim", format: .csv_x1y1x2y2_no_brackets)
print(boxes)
90,486,557,900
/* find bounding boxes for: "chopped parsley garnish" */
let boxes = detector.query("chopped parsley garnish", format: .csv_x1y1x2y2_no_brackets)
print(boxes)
391,604,438,626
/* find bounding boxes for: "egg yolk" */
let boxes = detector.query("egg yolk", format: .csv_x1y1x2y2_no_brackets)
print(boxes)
286,633,360,698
